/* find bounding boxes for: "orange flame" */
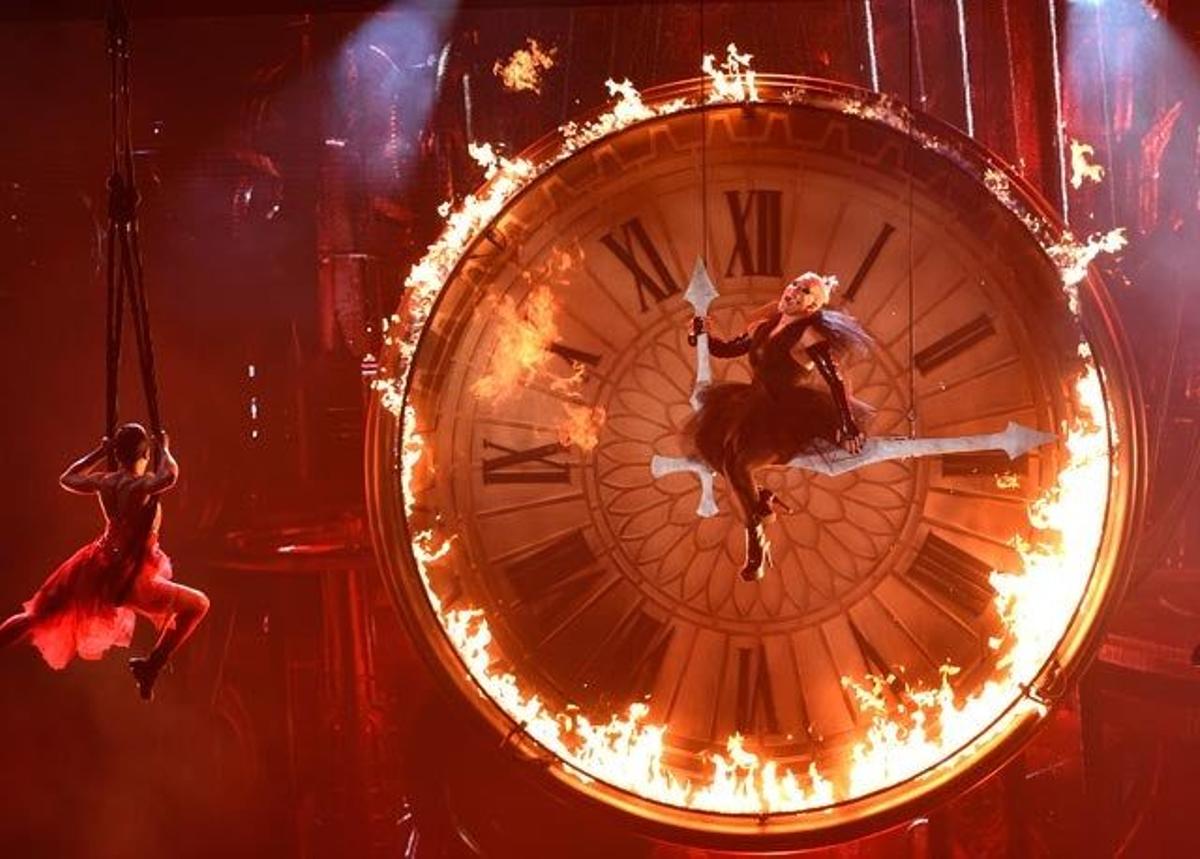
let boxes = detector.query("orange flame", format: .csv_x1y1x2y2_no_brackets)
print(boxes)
560,79,661,154
702,43,759,103
995,472,1021,490
557,403,606,452
493,38,557,95
1070,139,1106,189
468,248,606,449
472,285,559,401
1048,228,1128,312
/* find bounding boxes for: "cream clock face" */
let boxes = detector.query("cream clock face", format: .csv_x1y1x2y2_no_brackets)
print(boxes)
369,79,1138,846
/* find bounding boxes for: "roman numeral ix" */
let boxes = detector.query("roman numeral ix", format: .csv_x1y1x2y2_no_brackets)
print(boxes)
482,439,570,485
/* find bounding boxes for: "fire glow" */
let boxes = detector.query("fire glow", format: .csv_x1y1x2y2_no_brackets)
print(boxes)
374,60,1123,816
1069,138,1106,189
494,37,557,95
469,244,606,451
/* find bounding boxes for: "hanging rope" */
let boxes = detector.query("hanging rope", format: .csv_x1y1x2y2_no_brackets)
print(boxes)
104,0,164,456
699,0,707,264
906,1,918,438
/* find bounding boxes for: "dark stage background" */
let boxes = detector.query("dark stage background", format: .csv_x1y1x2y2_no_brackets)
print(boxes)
2,1,1200,856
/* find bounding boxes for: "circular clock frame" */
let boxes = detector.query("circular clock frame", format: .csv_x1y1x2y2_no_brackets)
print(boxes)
366,76,1145,848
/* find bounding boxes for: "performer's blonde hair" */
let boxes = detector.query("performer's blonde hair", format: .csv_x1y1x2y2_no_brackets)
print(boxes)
747,272,838,326
788,271,839,302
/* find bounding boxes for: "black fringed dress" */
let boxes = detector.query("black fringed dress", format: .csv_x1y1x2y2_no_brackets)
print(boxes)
684,308,874,472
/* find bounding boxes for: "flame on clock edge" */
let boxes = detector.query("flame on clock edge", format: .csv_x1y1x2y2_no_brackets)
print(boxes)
370,50,1123,816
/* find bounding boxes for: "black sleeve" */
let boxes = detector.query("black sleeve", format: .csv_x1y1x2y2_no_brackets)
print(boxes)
806,340,859,436
708,332,752,358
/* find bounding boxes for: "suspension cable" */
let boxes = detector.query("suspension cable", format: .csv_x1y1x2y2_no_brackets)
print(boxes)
907,1,918,438
699,0,707,266
104,0,164,448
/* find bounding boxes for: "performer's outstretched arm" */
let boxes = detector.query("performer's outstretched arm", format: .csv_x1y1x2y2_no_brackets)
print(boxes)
806,340,865,454
59,439,110,494
692,317,752,358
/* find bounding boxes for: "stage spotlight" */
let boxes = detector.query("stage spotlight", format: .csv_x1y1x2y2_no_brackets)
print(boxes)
332,1,459,187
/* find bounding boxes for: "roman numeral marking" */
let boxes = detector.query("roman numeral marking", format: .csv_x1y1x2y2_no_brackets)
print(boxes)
941,450,1029,477
503,530,602,623
904,532,996,617
724,189,783,277
481,439,569,485
735,644,780,736
914,314,996,374
599,218,680,312
547,341,602,367
585,608,675,709
843,222,896,301
847,617,907,699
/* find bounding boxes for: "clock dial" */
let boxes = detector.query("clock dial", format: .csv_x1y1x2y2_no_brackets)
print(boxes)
413,104,1061,756
371,78,1140,846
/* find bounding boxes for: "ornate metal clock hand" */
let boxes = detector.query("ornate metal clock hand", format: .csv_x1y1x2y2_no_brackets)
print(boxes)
684,257,719,411
785,422,1057,476
651,422,1057,518
671,257,721,517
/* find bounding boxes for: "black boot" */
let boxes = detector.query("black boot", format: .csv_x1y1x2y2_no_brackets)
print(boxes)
740,524,766,582
129,656,161,701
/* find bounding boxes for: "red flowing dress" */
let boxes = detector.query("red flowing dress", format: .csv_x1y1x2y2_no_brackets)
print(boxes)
22,501,175,670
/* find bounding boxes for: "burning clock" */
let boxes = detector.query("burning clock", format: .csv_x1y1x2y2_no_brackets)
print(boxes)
366,73,1142,847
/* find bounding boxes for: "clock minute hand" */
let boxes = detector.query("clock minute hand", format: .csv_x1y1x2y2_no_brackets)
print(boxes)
786,422,1057,476
650,422,1056,518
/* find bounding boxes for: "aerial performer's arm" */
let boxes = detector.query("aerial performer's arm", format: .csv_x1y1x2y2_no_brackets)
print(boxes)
139,431,179,496
59,439,111,494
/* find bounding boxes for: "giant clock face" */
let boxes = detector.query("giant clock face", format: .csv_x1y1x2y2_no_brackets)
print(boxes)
368,78,1140,846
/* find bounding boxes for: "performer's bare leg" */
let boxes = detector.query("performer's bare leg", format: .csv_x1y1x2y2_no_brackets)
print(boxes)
0,612,33,649
128,581,209,700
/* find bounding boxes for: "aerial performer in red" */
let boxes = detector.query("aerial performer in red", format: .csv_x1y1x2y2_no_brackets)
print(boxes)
685,271,874,582
0,424,209,700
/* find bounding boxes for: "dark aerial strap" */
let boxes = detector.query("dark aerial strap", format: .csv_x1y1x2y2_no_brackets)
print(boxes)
104,0,163,462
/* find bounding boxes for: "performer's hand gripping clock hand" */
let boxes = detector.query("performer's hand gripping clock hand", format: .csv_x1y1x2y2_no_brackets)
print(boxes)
837,418,866,456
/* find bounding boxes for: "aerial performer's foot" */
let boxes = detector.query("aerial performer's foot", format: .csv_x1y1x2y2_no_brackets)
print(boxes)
129,656,161,701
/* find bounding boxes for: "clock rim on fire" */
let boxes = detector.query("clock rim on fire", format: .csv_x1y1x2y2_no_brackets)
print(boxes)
365,75,1144,848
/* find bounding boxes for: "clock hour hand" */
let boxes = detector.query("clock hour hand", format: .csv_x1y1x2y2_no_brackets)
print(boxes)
684,256,719,412
650,422,1056,518
656,256,722,517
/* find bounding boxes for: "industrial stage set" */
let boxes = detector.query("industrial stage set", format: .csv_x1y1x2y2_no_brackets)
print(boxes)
1,1,1198,857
